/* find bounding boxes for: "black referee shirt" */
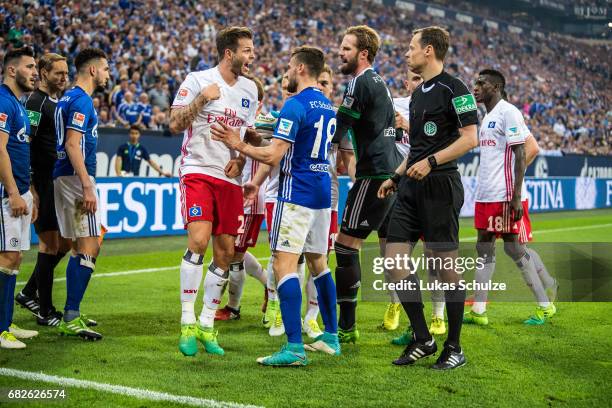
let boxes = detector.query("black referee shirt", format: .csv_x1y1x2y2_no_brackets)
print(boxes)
408,71,478,172
25,89,59,176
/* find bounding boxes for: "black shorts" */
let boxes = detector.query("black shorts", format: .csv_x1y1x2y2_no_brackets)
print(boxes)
340,178,396,240
33,174,59,234
387,171,464,251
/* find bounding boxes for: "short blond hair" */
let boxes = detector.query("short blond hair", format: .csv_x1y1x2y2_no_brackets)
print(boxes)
345,25,380,63
38,53,66,73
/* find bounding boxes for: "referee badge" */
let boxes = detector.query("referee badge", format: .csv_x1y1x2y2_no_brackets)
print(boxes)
424,121,437,136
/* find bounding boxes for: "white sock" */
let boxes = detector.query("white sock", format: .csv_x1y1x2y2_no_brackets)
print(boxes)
383,267,400,303
428,265,445,318
199,263,229,328
305,274,319,322
516,251,550,307
227,262,245,310
266,256,278,302
180,250,204,324
244,251,266,286
297,258,306,291
527,248,555,289
472,255,496,314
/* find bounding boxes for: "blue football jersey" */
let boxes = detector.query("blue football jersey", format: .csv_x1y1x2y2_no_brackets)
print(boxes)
0,84,31,197
54,86,98,179
274,87,335,209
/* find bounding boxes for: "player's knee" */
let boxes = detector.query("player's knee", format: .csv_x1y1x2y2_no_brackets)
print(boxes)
476,240,495,259
503,241,525,262
188,235,209,255
1,252,22,269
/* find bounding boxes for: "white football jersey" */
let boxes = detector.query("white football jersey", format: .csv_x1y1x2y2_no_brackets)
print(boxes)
265,166,280,204
476,99,529,202
393,96,411,158
172,67,258,185
242,157,267,214
328,135,353,211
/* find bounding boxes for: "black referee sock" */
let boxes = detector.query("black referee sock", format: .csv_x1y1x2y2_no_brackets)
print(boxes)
21,266,39,298
396,274,431,343
444,287,466,350
36,252,59,316
334,242,361,330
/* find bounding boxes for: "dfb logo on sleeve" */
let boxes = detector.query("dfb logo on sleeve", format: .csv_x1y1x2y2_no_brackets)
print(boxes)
176,89,189,101
241,98,250,108
342,96,354,109
72,112,85,127
277,118,294,136
0,112,8,129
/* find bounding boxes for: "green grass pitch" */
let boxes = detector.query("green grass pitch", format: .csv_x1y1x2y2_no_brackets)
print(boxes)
1,209,611,407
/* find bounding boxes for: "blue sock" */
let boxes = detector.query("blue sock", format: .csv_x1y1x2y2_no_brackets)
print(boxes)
277,273,302,345
7,274,16,326
64,254,95,318
314,270,338,335
0,273,11,332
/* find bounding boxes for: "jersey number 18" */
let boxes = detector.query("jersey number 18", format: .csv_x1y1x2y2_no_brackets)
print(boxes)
311,115,336,160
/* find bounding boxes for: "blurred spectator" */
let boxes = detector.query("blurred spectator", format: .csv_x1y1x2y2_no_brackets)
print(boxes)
117,92,141,127
115,125,171,177
148,79,170,111
136,93,153,129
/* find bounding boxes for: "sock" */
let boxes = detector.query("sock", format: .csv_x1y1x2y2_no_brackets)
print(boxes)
0,271,11,332
199,263,228,328
334,242,361,330
277,273,302,344
527,248,555,289
243,251,266,286
8,272,17,325
383,267,400,303
64,254,95,322
304,274,319,322
444,287,466,350
428,265,445,318
313,270,337,334
396,274,431,343
515,251,550,307
472,254,496,314
35,252,58,316
266,258,278,302
180,250,204,324
227,261,246,310
21,263,38,298
297,255,306,290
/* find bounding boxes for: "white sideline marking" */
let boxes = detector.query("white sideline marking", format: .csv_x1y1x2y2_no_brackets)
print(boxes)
0,368,263,408
461,223,612,242
16,257,269,287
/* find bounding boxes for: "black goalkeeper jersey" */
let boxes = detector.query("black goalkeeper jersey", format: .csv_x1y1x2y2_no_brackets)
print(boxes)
25,89,59,176
408,71,479,172
335,68,402,179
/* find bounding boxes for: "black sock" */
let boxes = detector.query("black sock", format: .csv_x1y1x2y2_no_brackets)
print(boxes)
36,252,59,316
334,242,361,330
22,264,39,298
396,274,431,342
444,287,466,350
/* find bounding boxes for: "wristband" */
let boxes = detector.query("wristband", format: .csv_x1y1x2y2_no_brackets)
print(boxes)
390,172,402,184
427,155,438,169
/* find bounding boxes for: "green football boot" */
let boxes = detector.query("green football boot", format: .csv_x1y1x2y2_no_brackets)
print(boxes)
195,325,225,355
257,343,308,367
178,324,198,356
338,326,359,344
463,310,489,326
524,304,556,325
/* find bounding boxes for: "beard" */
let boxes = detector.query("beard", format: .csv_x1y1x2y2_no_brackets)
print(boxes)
286,75,298,94
94,76,108,92
340,55,358,75
230,55,246,77
16,72,34,93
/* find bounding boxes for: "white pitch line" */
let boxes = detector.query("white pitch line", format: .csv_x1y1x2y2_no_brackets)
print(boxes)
16,256,269,287
460,222,612,242
0,368,263,408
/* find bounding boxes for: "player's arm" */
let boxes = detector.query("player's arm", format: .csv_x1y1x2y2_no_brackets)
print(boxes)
332,78,366,144
243,163,272,203
511,143,526,221
169,76,220,134
378,155,410,198
341,150,356,182
0,130,28,216
29,183,39,223
147,159,171,177
65,128,97,213
525,133,539,166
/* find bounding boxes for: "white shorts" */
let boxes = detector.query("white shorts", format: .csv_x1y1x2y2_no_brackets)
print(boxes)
54,175,101,239
0,191,33,252
270,201,330,255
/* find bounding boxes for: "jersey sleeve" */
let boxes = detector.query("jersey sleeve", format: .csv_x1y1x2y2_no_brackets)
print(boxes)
65,96,92,134
0,99,14,136
503,107,529,146
141,145,150,161
449,79,479,128
172,73,200,108
116,143,125,156
339,129,353,152
24,94,42,136
272,98,303,144
334,76,368,143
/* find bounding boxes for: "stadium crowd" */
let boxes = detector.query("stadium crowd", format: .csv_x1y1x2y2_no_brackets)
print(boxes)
1,0,610,155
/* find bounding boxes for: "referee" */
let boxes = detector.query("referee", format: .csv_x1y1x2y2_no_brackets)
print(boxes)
16,53,72,326
378,26,478,369
332,25,403,343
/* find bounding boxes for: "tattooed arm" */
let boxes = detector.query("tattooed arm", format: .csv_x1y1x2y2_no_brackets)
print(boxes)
169,83,221,134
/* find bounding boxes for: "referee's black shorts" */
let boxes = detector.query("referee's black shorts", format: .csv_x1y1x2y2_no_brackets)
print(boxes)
387,171,464,251
33,173,59,234
340,178,396,240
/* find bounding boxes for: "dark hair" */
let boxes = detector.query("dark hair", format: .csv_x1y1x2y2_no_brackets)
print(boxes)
216,27,253,57
129,124,141,132
75,48,107,72
479,69,506,93
291,46,325,78
413,26,450,61
345,25,380,64
2,46,35,73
